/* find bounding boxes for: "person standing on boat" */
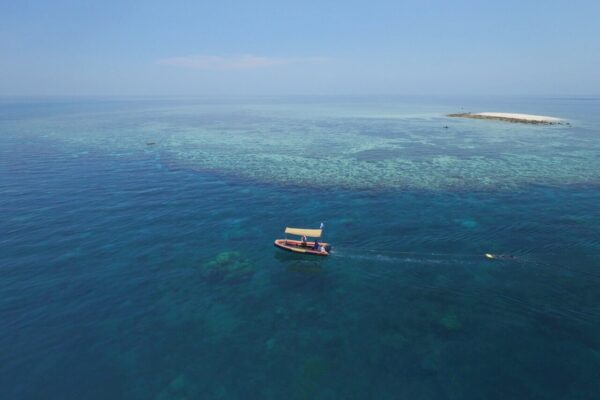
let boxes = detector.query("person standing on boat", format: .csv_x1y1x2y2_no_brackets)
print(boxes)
301,235,308,246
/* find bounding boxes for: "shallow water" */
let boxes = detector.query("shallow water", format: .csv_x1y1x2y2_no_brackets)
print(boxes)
5,96,600,191
1,97,600,399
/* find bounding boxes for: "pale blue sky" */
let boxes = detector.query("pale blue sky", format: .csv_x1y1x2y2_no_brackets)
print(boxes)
1,0,599,96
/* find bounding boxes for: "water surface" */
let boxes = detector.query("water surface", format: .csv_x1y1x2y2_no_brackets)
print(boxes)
1,97,599,399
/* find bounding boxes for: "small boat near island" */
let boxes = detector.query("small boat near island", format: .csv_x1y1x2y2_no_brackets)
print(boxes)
274,226,331,256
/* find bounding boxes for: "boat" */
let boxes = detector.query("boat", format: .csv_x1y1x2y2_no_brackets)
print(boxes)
274,227,331,256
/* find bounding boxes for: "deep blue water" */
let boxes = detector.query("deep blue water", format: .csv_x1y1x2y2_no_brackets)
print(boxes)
1,97,600,399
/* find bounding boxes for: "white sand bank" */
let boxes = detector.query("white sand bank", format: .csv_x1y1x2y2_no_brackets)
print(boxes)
476,112,562,123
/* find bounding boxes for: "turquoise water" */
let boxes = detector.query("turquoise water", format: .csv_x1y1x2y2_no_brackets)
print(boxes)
1,97,600,399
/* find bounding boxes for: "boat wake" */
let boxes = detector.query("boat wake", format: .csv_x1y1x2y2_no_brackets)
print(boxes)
332,250,449,265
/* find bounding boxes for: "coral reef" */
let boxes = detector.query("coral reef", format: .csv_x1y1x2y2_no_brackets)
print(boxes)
438,313,462,331
203,251,255,284
31,102,600,191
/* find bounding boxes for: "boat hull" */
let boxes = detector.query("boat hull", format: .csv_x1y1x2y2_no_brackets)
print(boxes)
274,239,330,256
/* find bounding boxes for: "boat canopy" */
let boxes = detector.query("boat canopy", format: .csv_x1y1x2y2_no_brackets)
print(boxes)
285,227,322,238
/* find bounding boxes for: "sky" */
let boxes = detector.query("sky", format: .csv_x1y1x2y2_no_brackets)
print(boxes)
1,0,599,96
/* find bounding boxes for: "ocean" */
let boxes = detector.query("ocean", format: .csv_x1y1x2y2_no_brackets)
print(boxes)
1,96,599,399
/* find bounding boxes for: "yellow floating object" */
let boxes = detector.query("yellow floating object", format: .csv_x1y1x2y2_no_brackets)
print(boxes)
485,253,495,260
